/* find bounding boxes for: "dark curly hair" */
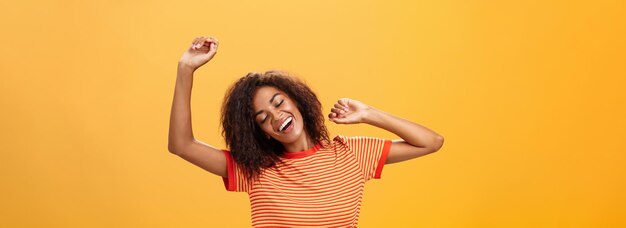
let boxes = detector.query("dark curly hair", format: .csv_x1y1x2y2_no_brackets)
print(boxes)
221,70,330,183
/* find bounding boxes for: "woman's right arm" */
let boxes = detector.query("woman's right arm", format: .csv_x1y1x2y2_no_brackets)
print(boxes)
168,36,227,178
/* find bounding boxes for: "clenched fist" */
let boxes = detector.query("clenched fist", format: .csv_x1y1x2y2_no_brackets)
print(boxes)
178,36,219,71
328,98,371,124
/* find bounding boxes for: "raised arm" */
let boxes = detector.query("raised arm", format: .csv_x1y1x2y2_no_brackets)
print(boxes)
329,98,444,164
168,36,227,177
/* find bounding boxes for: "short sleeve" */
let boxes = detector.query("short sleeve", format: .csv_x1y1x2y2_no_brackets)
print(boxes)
221,150,251,193
342,136,392,182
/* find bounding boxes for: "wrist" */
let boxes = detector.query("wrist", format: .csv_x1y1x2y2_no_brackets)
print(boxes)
177,64,196,81
177,62,197,74
361,106,380,125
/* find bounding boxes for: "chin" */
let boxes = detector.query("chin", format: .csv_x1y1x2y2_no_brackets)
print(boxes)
275,123,304,144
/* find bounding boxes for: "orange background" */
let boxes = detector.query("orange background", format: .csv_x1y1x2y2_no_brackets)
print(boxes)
1,0,625,227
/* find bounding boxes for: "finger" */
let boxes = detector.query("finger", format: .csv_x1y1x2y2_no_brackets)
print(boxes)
200,37,215,48
201,37,213,47
192,37,201,49
338,98,349,109
330,108,345,115
334,103,349,112
206,37,219,46
205,37,219,52
331,108,346,118
190,38,198,49
203,43,216,55
193,40,201,50
328,112,337,119
330,116,348,124
207,40,217,52
194,36,206,49
208,37,219,46
199,36,208,48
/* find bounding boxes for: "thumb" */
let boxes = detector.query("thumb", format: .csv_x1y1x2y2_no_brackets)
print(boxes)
205,42,217,55
210,42,217,51
209,42,217,52
330,117,350,124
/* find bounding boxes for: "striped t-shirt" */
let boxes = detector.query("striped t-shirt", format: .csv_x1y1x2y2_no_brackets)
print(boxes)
221,135,392,227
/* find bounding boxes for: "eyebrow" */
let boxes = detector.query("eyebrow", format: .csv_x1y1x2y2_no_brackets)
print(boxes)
254,92,281,117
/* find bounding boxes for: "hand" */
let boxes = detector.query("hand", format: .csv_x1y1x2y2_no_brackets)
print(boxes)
178,36,219,71
328,98,371,124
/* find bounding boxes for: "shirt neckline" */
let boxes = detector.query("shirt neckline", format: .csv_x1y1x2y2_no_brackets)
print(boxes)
280,142,322,159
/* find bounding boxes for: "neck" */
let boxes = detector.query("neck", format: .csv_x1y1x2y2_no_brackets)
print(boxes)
283,133,316,152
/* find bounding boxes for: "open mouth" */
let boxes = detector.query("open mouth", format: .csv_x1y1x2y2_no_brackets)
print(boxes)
278,116,294,132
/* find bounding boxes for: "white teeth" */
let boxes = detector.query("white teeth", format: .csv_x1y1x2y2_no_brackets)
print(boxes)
279,117,293,132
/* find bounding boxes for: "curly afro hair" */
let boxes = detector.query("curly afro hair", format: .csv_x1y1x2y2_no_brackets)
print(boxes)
221,70,330,183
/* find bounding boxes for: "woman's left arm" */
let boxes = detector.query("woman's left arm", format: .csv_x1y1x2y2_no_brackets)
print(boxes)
329,98,444,164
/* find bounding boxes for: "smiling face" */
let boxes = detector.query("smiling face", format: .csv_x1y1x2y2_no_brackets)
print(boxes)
252,86,307,146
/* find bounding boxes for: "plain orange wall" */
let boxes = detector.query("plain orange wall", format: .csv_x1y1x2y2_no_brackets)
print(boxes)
1,0,625,227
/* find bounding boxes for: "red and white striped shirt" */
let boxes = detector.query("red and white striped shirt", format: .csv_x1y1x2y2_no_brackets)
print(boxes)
222,135,392,227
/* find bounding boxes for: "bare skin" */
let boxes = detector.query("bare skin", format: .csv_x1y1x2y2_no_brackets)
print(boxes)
168,36,228,177
328,99,445,164
252,86,316,153
168,36,444,179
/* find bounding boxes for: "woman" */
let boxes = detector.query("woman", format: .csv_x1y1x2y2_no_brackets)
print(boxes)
168,36,444,227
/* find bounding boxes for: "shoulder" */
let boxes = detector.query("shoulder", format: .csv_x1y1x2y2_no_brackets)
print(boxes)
328,135,371,145
329,135,390,149
316,135,349,151
333,135,347,143
330,135,348,146
330,135,375,144
327,135,362,150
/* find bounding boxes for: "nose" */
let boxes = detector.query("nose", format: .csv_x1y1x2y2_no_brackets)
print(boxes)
269,109,284,123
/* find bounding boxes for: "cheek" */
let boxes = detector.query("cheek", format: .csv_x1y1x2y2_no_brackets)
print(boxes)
294,106,304,118
287,102,301,115
261,123,273,133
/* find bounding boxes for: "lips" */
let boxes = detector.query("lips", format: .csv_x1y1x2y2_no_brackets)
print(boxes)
277,116,294,133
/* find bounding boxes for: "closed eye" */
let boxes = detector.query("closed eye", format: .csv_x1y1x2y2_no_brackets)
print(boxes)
258,100,284,124
275,100,284,107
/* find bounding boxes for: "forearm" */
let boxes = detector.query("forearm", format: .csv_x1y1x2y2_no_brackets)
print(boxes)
363,107,443,148
168,64,196,151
